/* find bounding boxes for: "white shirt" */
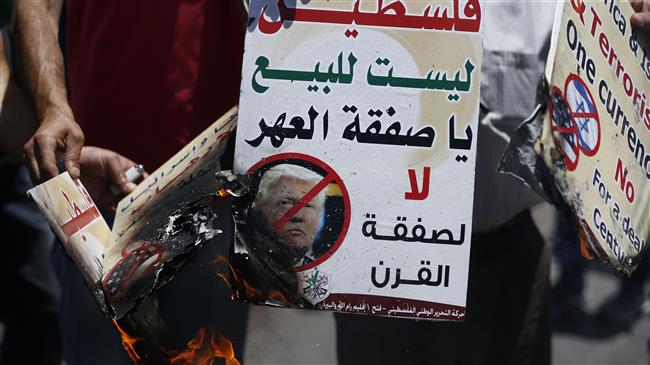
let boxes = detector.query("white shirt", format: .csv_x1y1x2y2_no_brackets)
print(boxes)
472,1,557,233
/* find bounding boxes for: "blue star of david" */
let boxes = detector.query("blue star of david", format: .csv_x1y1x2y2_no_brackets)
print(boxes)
575,100,590,134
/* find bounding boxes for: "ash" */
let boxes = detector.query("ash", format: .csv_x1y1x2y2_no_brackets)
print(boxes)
159,198,221,253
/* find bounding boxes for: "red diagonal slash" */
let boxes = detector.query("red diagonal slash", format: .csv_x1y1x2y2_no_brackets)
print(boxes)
571,112,598,119
273,173,333,230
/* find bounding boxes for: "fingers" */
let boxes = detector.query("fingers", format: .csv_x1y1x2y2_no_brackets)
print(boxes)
632,12,650,30
631,0,650,29
631,0,644,12
34,132,60,181
106,153,139,195
63,128,84,179
107,162,130,195
125,181,138,193
22,113,85,184
23,139,41,183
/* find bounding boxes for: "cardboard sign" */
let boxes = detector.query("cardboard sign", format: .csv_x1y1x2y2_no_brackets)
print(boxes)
28,109,238,317
233,0,483,320
539,0,649,274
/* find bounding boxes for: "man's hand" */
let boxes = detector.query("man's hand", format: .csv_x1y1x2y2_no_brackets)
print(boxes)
631,1,650,30
79,146,143,210
23,109,84,183
12,0,82,183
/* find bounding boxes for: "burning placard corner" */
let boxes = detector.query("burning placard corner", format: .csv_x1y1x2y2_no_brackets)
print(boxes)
500,1,649,276
27,107,242,363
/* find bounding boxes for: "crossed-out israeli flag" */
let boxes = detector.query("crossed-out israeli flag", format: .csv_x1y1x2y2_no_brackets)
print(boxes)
566,78,599,156
551,89,579,169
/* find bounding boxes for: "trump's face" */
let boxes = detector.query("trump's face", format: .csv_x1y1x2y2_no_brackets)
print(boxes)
255,176,321,258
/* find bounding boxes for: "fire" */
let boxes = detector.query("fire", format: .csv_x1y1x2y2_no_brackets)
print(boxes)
213,255,289,305
111,276,241,365
205,188,230,207
213,255,232,290
113,314,240,365
578,232,595,260
112,318,143,363
168,328,240,365
576,222,595,260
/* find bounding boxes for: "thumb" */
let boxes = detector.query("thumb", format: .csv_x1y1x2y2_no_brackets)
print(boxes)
631,12,650,30
106,160,134,195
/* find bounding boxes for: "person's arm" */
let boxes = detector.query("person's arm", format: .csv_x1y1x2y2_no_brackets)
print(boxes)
11,0,84,183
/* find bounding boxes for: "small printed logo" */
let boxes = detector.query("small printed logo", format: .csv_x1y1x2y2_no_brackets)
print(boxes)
301,268,332,305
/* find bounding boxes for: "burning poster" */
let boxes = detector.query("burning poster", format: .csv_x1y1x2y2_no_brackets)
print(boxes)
233,0,483,320
501,1,649,275
27,107,238,318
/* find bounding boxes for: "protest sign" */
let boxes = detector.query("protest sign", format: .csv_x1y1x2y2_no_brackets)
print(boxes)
28,108,238,317
537,0,649,274
233,0,483,320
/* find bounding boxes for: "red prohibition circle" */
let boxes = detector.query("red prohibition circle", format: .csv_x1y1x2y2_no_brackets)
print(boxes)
549,85,580,171
247,152,351,272
564,73,601,157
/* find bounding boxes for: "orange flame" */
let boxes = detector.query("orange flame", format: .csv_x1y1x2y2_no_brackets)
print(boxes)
205,188,231,207
112,318,143,363
112,301,240,365
576,222,595,260
578,233,595,260
168,328,240,365
213,255,233,291
213,255,289,305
